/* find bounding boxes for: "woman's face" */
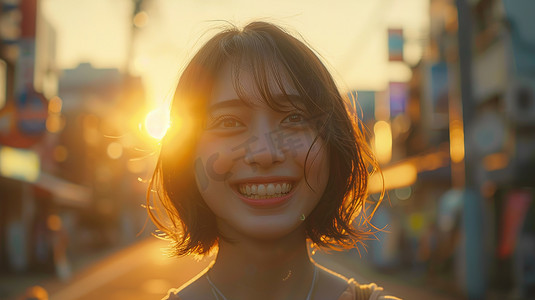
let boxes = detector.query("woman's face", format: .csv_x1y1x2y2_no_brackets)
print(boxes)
193,63,330,241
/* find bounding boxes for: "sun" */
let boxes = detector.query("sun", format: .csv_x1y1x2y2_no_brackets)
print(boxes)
144,108,170,140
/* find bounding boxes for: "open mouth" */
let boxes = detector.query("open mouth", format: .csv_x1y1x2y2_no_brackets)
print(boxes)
237,182,293,199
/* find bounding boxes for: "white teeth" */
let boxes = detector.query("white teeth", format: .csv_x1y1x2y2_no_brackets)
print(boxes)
257,184,266,196
238,182,293,198
266,184,275,195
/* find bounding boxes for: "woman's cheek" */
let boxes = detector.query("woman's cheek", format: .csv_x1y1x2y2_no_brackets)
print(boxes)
289,128,320,166
194,136,246,186
302,137,330,187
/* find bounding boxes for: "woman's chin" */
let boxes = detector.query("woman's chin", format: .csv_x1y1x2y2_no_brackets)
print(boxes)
220,215,305,242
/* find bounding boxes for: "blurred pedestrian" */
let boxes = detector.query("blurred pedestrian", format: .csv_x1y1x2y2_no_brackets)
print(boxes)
147,21,399,300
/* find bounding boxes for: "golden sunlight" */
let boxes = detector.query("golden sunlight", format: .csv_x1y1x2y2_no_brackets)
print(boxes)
144,108,170,140
449,119,465,163
368,161,418,194
374,120,393,165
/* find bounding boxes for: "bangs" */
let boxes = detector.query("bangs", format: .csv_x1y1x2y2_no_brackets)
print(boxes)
220,32,322,117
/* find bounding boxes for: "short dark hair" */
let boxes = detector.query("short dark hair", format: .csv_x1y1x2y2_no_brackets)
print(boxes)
147,21,380,256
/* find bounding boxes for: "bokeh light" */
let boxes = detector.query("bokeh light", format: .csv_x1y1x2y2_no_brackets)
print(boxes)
126,159,146,174
48,96,62,113
45,115,64,133
52,145,68,162
133,11,149,28
368,161,417,194
107,142,123,159
374,120,393,165
0,146,40,182
449,119,465,163
47,214,62,231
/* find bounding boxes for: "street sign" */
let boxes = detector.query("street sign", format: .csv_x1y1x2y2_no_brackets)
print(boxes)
0,91,48,148
0,145,40,182
16,87,47,135
389,82,408,117
388,28,404,62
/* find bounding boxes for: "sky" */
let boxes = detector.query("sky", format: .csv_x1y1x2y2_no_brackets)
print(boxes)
41,0,429,108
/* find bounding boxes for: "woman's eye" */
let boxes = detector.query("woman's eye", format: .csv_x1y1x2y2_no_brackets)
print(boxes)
282,113,305,124
210,116,244,129
221,119,242,127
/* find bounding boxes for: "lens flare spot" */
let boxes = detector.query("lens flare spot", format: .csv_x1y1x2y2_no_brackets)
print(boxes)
107,142,123,159
145,109,170,140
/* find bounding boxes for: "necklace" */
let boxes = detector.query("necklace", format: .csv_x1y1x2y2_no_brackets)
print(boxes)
206,265,318,300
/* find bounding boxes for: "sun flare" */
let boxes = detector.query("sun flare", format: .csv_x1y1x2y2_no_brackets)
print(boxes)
144,108,170,140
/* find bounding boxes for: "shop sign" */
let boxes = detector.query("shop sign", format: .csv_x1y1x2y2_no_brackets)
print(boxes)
389,82,408,117
388,28,404,62
0,145,40,182
498,189,532,258
16,87,47,135
0,100,45,148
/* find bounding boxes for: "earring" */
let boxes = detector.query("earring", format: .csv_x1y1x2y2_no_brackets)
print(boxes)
300,214,306,221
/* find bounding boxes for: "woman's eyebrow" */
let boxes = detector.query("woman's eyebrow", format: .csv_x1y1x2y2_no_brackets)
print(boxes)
207,99,246,113
208,94,305,113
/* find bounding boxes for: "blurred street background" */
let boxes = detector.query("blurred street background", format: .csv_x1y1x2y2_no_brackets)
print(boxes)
1,0,534,299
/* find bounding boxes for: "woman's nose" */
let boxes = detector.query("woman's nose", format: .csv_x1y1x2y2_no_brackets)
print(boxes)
243,128,286,168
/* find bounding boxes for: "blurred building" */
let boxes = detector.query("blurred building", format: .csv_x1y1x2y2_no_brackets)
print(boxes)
0,0,69,274
56,63,151,256
0,0,152,281
352,0,535,299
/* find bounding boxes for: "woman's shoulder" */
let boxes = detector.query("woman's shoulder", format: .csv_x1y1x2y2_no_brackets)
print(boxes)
338,278,402,300
161,279,213,300
161,288,182,300
162,264,401,300
161,269,213,300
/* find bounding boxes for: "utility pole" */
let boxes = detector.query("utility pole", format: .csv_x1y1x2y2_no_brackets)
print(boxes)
455,0,486,299
125,0,145,75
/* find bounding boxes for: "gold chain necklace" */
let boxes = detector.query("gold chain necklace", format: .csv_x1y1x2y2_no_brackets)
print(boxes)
206,265,318,300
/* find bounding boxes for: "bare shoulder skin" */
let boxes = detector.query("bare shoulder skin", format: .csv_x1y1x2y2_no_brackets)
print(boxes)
314,264,353,300
176,275,213,300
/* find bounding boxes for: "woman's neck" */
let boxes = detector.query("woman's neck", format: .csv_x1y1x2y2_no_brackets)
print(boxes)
208,227,316,300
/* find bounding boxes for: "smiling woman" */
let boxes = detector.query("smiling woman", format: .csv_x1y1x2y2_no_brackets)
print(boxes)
194,62,330,242
147,21,398,300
